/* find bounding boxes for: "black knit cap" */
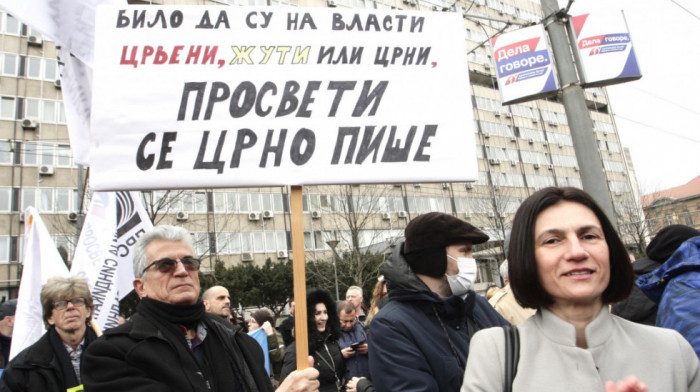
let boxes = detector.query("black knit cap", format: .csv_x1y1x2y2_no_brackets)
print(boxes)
0,299,16,321
646,224,700,263
403,212,489,278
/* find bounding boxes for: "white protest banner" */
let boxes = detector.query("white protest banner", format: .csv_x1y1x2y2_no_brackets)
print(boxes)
71,192,153,330
90,6,478,190
490,24,559,105
569,11,642,88
10,208,70,360
0,0,126,165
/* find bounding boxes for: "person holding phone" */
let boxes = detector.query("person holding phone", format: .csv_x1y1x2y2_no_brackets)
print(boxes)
337,301,369,380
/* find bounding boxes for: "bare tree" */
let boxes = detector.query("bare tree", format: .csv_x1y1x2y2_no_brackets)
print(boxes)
614,196,651,256
304,184,403,298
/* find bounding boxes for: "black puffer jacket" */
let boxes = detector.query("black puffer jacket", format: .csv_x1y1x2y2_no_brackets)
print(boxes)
280,288,350,392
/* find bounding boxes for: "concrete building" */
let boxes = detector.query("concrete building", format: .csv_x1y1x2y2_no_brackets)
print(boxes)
0,0,645,298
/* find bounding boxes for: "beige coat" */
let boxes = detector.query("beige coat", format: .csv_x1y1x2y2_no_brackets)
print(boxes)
462,307,700,391
488,285,536,326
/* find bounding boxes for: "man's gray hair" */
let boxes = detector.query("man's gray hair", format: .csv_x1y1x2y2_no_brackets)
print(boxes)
346,285,363,297
499,259,509,281
40,276,93,328
133,225,193,278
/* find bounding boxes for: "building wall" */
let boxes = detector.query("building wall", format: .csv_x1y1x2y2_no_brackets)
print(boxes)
644,195,700,236
0,0,645,292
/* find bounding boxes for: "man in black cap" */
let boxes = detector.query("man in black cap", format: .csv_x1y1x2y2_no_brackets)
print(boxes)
368,212,508,392
0,299,16,368
612,224,700,325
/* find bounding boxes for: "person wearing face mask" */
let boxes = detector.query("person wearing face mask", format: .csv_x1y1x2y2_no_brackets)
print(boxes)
368,212,509,392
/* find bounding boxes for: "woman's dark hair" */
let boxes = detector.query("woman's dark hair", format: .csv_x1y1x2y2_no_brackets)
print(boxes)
306,288,340,351
508,187,633,309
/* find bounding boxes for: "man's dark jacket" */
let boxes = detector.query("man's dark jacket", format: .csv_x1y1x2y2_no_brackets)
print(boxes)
611,257,661,325
82,312,273,392
368,244,509,392
0,327,96,392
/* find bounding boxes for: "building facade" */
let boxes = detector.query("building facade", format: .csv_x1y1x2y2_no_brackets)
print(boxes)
0,0,645,298
642,176,700,237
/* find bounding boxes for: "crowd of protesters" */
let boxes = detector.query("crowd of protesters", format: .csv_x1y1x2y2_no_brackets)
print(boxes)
0,186,698,392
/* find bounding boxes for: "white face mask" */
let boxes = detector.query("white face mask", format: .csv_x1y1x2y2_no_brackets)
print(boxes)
446,255,477,298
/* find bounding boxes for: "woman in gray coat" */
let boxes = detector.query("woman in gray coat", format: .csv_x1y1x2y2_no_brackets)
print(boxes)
462,187,699,392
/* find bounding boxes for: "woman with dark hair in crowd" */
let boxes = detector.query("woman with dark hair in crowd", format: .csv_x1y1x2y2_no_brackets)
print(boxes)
461,187,699,392
280,288,350,392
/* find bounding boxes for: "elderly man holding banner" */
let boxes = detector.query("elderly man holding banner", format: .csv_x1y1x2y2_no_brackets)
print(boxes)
0,276,98,392
83,225,319,392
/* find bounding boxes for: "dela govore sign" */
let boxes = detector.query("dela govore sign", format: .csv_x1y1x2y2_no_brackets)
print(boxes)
490,24,558,105
569,11,642,88
89,6,478,191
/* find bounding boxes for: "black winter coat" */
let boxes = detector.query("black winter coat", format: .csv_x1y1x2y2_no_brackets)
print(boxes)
281,337,349,392
82,312,273,392
0,327,96,392
611,257,662,325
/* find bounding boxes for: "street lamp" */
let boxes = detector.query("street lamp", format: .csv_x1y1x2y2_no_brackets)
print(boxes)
326,239,340,301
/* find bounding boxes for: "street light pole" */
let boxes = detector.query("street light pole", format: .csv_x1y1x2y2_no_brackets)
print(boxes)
326,239,340,301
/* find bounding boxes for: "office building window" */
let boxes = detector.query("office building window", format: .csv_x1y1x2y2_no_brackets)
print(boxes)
1,53,17,76
26,57,41,79
3,14,21,35
0,188,10,212
42,100,57,123
0,97,15,119
0,237,9,263
230,232,242,254
21,188,36,211
55,189,71,212
253,232,264,253
39,188,54,213
44,59,57,80
0,141,11,164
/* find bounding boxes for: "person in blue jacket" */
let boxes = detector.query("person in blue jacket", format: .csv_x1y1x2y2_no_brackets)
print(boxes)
368,212,509,392
638,235,700,360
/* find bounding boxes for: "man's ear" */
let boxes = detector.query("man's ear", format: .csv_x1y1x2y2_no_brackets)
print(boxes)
133,278,147,298
203,300,210,311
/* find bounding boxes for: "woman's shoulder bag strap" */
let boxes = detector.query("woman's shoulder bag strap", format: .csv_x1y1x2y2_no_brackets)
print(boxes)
503,325,520,392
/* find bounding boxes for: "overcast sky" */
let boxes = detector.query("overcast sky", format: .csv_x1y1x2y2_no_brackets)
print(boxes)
558,0,700,193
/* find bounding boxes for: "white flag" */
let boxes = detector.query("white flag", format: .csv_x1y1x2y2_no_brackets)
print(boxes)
0,0,126,165
10,208,70,360
71,192,153,330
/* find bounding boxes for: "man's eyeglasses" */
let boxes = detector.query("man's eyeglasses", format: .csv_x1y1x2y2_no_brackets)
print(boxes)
142,256,201,275
53,297,86,311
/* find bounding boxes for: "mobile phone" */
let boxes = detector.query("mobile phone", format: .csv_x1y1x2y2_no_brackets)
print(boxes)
350,342,360,350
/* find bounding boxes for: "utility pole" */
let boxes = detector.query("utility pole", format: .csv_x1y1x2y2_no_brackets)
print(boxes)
541,0,617,225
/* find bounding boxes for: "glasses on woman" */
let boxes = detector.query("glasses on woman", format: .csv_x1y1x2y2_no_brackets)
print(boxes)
53,297,86,311
142,256,201,275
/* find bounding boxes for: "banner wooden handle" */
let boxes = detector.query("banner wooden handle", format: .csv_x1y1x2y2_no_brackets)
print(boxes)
290,186,309,369
90,318,103,337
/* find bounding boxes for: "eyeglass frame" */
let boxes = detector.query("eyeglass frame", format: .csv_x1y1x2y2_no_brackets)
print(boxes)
53,297,87,311
141,256,202,275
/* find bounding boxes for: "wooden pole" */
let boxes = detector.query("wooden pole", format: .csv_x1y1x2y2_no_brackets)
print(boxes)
90,317,103,337
290,185,308,368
